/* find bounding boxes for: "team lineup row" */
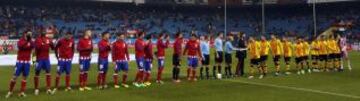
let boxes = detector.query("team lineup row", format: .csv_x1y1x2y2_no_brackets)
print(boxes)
5,30,352,98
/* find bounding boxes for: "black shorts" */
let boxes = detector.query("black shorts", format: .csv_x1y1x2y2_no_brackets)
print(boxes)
302,56,309,61
225,53,232,64
295,57,303,64
284,57,291,63
172,54,181,66
329,54,336,59
250,59,260,65
260,55,268,62
215,51,223,63
319,55,328,61
335,53,341,59
273,55,280,62
311,55,318,60
202,54,210,65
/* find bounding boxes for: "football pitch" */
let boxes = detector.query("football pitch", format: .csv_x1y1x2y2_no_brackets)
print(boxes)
0,48,359,101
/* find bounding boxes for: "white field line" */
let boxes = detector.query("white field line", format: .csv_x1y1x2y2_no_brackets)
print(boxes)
225,79,360,99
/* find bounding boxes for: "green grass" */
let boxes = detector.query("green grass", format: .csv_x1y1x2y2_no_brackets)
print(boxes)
0,48,359,101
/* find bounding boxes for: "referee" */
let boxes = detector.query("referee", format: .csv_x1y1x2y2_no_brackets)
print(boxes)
235,33,247,77
213,32,224,78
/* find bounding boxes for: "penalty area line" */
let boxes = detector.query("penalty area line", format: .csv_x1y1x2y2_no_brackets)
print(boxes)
224,79,360,99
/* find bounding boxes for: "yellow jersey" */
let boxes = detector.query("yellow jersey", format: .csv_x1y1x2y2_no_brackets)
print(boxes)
318,40,328,55
310,41,319,56
282,41,293,57
270,39,283,56
334,40,341,54
294,43,304,57
259,40,270,56
248,41,261,59
302,41,310,56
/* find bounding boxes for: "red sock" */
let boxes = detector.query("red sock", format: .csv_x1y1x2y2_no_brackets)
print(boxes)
34,76,39,89
55,76,60,88
9,80,16,92
113,74,118,85
187,68,191,78
79,73,83,87
97,73,102,86
102,73,107,86
65,75,70,88
46,74,51,89
135,71,143,82
84,72,88,86
157,67,164,81
122,74,128,84
21,80,27,92
145,72,151,82
192,70,196,79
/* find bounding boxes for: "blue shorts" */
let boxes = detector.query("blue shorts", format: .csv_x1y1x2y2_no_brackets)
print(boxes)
98,58,109,73
115,61,129,72
35,59,51,73
157,58,165,68
187,57,198,68
57,60,72,75
144,59,153,72
136,57,144,70
79,59,91,72
14,62,31,77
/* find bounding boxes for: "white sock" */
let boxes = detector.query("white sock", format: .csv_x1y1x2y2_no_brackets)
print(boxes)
340,59,344,69
347,60,352,69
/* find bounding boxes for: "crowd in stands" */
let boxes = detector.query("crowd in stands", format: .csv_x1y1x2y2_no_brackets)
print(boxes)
0,2,359,42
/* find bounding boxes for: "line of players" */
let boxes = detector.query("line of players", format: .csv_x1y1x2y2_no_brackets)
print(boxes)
5,30,352,98
247,34,352,79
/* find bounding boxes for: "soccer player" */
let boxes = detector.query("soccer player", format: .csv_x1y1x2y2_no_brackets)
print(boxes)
97,32,111,89
213,32,224,78
143,35,154,86
310,39,320,72
259,36,270,78
172,32,183,83
77,29,93,91
269,35,283,76
112,33,130,88
34,31,55,95
339,34,352,71
183,34,202,81
334,35,342,71
282,36,293,75
199,35,210,79
301,38,311,73
156,33,169,83
224,34,241,78
294,37,305,75
133,32,146,87
247,36,261,79
6,31,34,98
328,36,341,71
53,32,75,93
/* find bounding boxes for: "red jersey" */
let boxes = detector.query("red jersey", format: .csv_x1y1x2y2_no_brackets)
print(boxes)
144,40,153,59
173,38,183,55
17,37,34,61
156,39,169,58
112,40,129,61
135,38,145,58
35,36,54,60
184,40,201,56
98,39,111,59
55,38,75,59
77,37,93,59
